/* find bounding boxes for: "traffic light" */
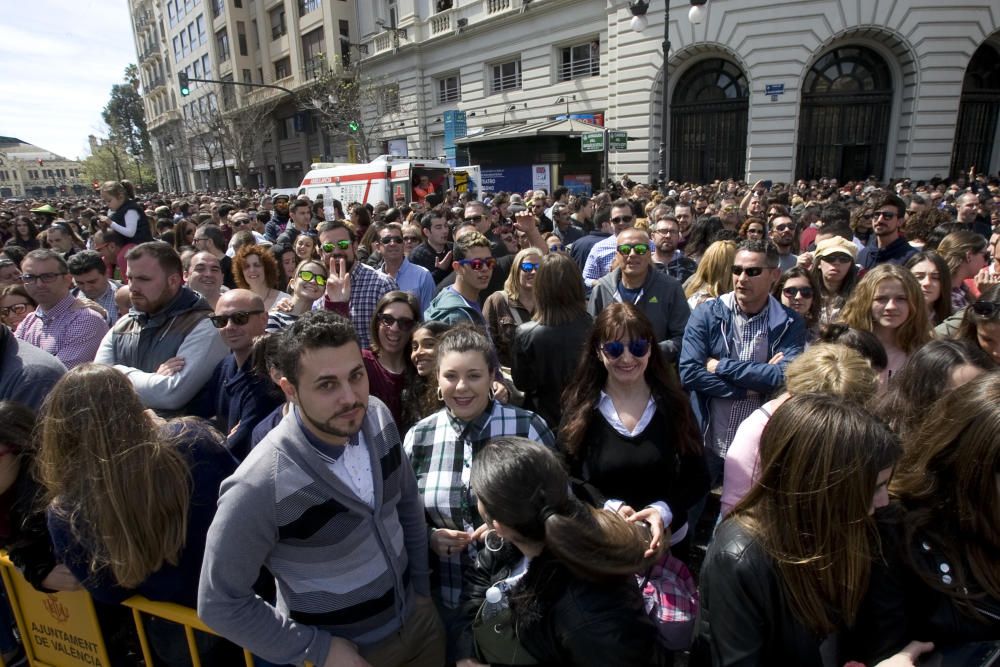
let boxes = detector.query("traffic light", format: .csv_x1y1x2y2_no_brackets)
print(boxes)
348,120,359,132
179,72,190,96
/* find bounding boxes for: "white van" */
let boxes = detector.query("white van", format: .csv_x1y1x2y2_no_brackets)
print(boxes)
297,155,453,207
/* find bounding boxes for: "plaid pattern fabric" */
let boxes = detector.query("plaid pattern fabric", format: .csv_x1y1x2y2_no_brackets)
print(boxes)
582,234,620,286
638,552,699,650
15,293,109,369
403,401,555,608
342,262,397,349
73,279,120,326
723,305,769,451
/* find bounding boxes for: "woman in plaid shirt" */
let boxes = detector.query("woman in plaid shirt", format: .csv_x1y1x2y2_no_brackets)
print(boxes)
404,325,555,660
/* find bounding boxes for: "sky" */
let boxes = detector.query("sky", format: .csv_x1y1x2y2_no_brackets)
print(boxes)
0,0,138,160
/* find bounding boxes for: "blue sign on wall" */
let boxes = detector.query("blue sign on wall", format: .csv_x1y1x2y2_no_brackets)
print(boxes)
480,166,533,195
765,84,785,96
443,110,468,167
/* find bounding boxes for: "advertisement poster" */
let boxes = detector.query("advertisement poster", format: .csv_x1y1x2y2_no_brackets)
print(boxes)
479,166,533,195
563,174,593,196
531,164,551,194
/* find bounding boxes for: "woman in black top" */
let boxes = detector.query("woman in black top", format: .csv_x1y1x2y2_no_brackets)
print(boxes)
560,302,707,556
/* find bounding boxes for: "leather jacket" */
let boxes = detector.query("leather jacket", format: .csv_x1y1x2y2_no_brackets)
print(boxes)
457,543,665,667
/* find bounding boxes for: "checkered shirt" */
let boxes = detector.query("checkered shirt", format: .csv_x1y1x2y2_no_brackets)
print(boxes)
582,234,620,287
403,401,555,608
73,279,120,326
723,304,770,451
15,293,109,369
317,262,397,349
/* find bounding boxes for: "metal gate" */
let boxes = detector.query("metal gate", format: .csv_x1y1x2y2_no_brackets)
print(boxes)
670,58,748,183
796,46,892,182
950,43,1000,178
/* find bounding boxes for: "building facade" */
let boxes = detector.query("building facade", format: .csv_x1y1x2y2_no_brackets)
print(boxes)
131,0,1000,192
353,0,1000,191
0,137,87,199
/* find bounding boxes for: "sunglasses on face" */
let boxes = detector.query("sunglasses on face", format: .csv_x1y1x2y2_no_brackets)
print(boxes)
403,235,422,243
972,301,1000,317
321,240,351,252
297,270,327,286
549,244,565,252
377,313,416,331
782,286,814,298
463,215,485,223
731,266,765,277
209,310,264,328
820,253,853,265
458,257,497,271
617,243,649,256
379,236,404,245
601,339,651,359
773,224,794,232
874,210,899,220
611,215,634,224
0,303,30,317
520,261,539,273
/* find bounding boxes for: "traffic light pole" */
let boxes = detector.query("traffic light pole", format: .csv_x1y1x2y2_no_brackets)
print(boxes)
179,75,295,97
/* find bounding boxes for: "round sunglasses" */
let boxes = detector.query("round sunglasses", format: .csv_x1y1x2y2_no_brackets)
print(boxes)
617,243,649,256
601,339,651,359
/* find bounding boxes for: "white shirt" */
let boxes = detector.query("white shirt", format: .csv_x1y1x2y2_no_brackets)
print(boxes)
314,430,375,508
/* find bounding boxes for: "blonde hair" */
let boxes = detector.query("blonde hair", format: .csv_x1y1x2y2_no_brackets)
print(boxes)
37,365,191,589
839,264,931,354
684,240,736,299
785,343,878,401
504,247,542,301
936,230,987,277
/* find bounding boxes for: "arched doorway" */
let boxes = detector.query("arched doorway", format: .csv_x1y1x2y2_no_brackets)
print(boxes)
670,58,748,182
796,45,893,181
950,42,1000,178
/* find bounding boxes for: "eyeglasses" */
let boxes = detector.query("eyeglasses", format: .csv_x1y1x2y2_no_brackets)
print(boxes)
971,301,1000,317
782,286,814,298
601,339,651,359
617,243,649,256
820,253,853,265
549,244,565,252
874,210,899,220
232,219,249,227
773,223,794,232
458,257,497,271
403,235,422,243
377,313,416,331
21,272,67,285
610,215,634,224
192,237,208,243
297,270,327,286
208,310,265,328
321,240,351,252
520,261,539,273
654,228,679,236
0,303,30,317
731,266,765,277
463,215,485,223
379,236,404,245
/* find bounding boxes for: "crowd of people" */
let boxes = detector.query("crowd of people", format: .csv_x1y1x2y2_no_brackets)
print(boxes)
0,170,998,667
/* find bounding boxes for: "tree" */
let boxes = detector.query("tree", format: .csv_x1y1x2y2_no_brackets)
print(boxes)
81,125,150,187
102,65,153,185
216,89,278,189
299,54,407,163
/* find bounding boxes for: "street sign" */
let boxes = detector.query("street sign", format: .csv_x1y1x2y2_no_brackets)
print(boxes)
765,83,785,96
609,130,628,151
582,132,604,153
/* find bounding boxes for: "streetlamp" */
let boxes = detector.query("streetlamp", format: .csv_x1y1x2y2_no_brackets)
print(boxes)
629,0,708,194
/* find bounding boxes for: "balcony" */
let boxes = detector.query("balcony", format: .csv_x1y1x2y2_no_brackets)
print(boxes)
430,10,452,35
486,0,511,13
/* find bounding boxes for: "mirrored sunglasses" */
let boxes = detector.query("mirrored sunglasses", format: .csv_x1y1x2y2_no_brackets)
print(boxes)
601,339,651,359
617,243,649,256
458,258,497,271
298,270,327,286
321,240,351,252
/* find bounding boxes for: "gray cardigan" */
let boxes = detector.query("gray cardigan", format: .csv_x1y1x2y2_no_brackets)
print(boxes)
198,397,431,666
588,267,691,361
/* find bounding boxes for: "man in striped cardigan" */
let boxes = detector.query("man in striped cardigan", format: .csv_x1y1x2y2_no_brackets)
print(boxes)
198,310,444,667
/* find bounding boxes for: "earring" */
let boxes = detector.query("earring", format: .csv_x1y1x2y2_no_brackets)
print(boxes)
488,387,496,401
436,387,444,402
484,529,505,552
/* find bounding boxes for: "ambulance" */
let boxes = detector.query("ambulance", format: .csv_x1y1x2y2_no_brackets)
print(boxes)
296,155,453,207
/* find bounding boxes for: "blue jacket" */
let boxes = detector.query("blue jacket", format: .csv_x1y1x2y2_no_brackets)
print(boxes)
679,293,805,436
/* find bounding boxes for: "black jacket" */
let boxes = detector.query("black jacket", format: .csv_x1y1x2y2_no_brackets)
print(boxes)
693,520,887,667
458,544,664,667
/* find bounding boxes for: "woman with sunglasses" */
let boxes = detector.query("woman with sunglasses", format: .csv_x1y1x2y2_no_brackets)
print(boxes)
265,259,334,333
840,264,931,386
696,394,934,667
811,236,859,325
404,326,555,661
172,219,197,253
739,217,767,242
0,284,36,330
561,303,707,560
364,290,422,432
954,283,1000,365
685,239,737,310
935,230,989,312
773,267,822,342
233,243,290,312
482,247,541,368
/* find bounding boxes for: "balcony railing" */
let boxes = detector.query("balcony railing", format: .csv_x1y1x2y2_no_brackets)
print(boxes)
272,23,287,40
430,11,452,34
487,0,511,13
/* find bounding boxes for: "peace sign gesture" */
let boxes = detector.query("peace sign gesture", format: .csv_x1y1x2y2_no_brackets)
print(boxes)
326,257,351,302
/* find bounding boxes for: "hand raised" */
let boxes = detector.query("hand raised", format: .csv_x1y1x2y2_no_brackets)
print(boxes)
326,257,351,303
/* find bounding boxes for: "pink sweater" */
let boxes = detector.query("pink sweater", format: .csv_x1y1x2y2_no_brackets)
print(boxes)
720,396,788,517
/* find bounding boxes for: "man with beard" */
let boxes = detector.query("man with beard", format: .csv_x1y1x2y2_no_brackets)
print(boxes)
264,193,291,242
316,220,396,349
857,191,918,269
651,214,696,283
768,214,799,271
94,242,228,413
199,310,443,667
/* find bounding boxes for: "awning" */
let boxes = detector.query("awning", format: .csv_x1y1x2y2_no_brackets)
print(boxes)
454,117,609,145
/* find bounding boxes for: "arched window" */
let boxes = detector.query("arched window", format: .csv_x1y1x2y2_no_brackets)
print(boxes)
951,42,1000,178
670,58,748,182
796,46,893,181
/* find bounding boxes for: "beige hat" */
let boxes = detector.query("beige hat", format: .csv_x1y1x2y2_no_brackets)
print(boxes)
814,236,858,261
